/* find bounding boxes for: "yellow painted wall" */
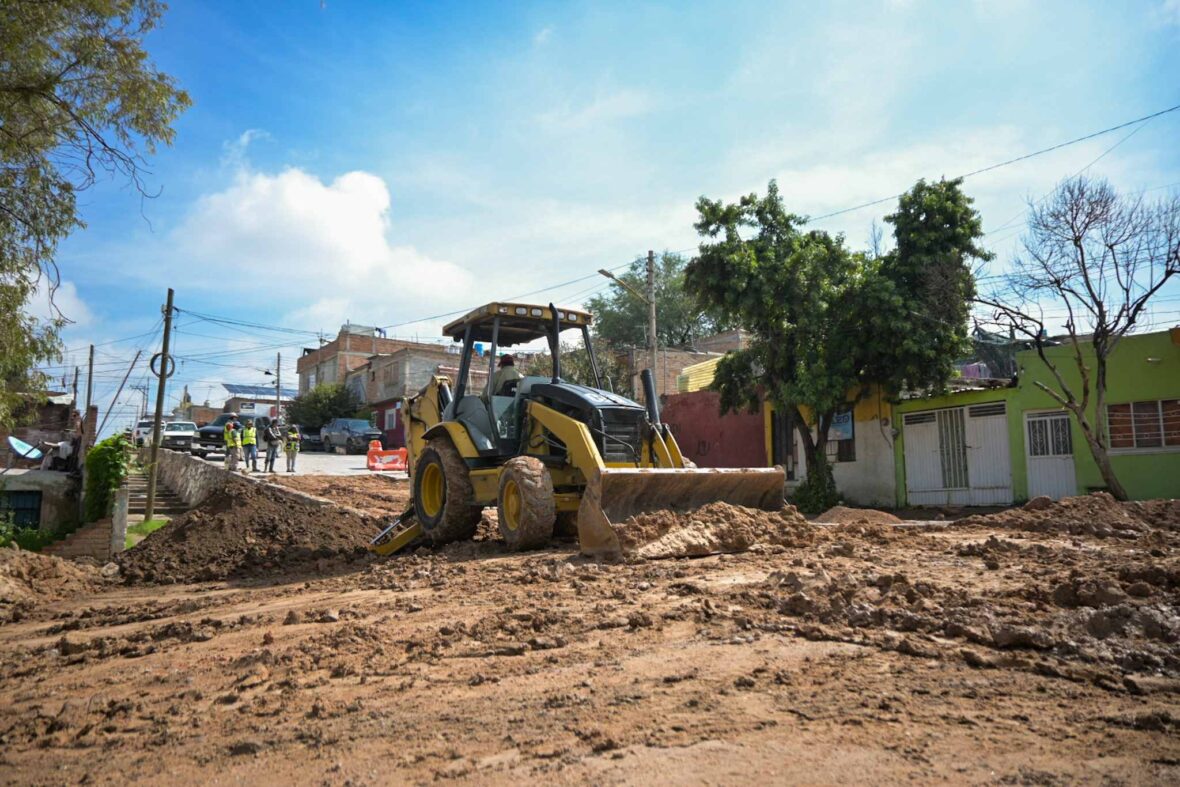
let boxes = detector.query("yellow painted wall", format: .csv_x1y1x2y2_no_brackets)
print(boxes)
760,385,892,464
678,357,723,393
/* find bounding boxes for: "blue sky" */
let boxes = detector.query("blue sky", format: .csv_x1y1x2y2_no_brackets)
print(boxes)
32,0,1180,434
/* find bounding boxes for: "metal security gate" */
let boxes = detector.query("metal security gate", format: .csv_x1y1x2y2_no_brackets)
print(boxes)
965,402,1013,504
903,401,1012,506
1025,410,1076,500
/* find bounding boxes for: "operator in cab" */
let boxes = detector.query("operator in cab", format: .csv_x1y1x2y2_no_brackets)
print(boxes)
485,354,523,401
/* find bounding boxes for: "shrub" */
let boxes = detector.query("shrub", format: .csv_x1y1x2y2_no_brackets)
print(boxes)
789,460,840,515
0,513,58,552
83,434,131,522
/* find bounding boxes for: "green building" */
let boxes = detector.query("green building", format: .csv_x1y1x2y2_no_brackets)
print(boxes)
892,328,1180,506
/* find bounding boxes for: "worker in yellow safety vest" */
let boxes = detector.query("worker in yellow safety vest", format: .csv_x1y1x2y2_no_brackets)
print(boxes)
223,415,242,471
284,425,300,473
242,418,258,473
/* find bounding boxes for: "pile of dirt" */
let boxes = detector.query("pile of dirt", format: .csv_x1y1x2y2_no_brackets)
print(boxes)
118,478,376,584
267,475,411,519
957,492,1149,538
613,502,816,559
0,548,106,608
813,506,902,525
1126,499,1180,530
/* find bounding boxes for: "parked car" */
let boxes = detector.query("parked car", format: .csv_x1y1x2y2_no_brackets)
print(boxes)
192,413,273,458
160,421,197,451
296,425,322,452
132,419,155,446
320,418,383,454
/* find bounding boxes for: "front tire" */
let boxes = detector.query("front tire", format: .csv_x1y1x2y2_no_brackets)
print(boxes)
413,438,482,545
497,456,556,551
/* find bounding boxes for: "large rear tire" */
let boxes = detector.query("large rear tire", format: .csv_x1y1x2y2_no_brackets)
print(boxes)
497,456,556,551
413,438,482,545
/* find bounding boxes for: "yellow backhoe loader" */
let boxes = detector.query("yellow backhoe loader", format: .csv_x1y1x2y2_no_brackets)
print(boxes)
370,302,784,558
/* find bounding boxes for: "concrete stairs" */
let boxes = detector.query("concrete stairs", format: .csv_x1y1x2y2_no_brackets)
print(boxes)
43,471,192,563
126,472,189,518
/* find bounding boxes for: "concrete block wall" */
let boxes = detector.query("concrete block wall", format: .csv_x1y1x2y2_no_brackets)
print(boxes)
44,520,113,562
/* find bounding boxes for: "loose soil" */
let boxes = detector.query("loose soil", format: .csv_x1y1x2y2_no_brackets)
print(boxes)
614,502,816,559
0,548,108,618
958,491,1155,538
118,477,376,584
813,505,903,525
1,491,1178,783
268,474,412,519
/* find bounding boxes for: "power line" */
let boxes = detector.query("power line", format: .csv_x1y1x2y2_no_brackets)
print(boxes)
378,260,637,331
809,102,1180,222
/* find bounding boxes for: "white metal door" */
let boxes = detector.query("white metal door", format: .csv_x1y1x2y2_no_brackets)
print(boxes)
966,402,1013,505
904,409,969,506
1025,411,1076,500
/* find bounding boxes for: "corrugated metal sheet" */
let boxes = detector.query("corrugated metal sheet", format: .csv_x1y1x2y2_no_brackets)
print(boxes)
677,357,722,393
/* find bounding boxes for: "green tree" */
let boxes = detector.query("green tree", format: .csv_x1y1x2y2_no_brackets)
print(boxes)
0,0,190,427
587,252,729,349
286,383,364,430
686,180,988,511
871,178,992,392
523,336,634,399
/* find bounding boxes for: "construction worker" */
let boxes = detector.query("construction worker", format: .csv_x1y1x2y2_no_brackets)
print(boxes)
223,416,241,471
486,354,523,400
284,425,300,473
242,418,258,473
263,420,283,473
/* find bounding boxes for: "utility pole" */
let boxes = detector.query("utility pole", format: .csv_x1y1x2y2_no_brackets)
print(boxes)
144,288,175,522
275,352,282,422
71,366,79,428
96,350,142,438
83,345,95,452
646,250,658,395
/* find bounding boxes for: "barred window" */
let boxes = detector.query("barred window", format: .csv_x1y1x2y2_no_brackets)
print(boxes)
1107,400,1180,450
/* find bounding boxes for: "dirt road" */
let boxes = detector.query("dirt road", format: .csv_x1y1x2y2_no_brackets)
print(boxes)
1,480,1177,784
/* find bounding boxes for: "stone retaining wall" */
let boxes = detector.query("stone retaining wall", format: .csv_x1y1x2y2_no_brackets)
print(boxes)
152,449,381,524
152,449,232,508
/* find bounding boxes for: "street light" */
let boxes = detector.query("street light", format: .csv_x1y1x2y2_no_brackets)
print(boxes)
599,251,659,402
597,269,650,305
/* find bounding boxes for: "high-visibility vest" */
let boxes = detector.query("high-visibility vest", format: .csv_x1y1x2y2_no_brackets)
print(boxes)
285,432,300,452
223,425,235,448
242,427,257,446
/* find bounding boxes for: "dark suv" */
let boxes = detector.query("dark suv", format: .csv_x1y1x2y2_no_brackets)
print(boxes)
320,418,383,454
193,413,273,458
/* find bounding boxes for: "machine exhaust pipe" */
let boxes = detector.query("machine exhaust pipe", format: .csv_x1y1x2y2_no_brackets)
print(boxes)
640,368,660,426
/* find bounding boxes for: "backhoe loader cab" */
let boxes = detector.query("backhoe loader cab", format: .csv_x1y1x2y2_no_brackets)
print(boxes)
395,301,785,557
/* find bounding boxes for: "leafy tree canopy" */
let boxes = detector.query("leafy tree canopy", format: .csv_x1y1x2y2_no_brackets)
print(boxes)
586,252,730,349
523,335,635,399
0,0,190,427
685,179,989,510
286,384,365,431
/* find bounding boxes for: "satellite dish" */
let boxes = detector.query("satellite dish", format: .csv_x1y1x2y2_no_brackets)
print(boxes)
7,436,43,462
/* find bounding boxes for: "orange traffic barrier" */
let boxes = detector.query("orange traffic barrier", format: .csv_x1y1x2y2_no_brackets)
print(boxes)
367,441,408,472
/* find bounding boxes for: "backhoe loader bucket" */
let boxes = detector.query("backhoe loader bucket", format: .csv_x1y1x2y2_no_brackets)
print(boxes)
576,466,787,558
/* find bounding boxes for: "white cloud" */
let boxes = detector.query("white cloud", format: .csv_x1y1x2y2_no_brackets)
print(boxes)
1156,0,1180,26
168,164,478,334
535,89,651,132
533,26,553,45
26,278,93,328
